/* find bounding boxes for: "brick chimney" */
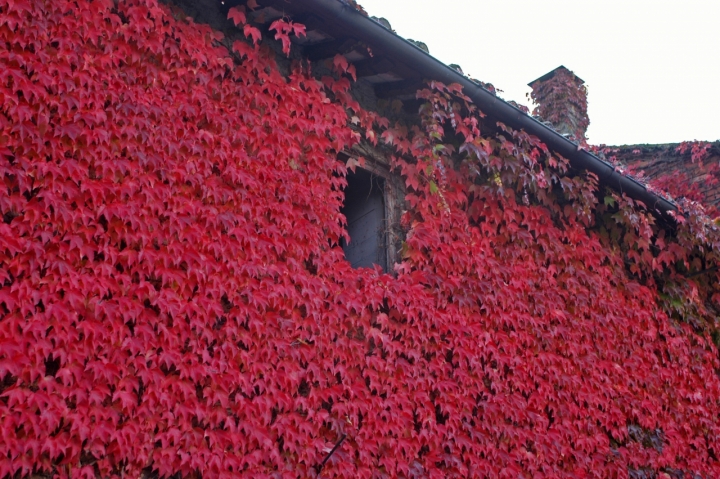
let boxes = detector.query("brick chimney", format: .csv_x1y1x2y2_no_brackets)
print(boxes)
528,66,589,145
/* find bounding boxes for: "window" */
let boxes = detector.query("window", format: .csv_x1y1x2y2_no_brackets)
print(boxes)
341,168,388,271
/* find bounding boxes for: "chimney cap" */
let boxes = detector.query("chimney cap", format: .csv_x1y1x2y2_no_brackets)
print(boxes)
528,66,585,88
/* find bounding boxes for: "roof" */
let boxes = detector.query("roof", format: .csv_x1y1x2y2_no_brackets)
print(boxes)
528,65,585,88
225,0,677,218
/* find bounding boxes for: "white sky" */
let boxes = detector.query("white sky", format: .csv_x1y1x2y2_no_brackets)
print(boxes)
356,0,720,146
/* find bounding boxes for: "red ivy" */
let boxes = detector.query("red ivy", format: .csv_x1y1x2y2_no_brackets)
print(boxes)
0,1,719,478
677,140,712,164
595,141,719,218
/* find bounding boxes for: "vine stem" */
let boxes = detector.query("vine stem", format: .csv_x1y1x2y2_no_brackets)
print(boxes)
316,434,347,474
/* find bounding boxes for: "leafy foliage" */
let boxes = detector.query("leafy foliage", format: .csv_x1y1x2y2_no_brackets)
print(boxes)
0,1,719,478
593,141,719,220
642,141,717,217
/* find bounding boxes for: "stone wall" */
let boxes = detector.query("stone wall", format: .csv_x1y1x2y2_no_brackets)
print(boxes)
611,142,720,212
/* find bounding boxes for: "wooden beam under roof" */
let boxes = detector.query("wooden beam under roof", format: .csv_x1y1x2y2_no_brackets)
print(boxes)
304,38,362,61
373,79,426,100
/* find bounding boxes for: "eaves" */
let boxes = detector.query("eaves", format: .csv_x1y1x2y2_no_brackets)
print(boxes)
230,0,678,217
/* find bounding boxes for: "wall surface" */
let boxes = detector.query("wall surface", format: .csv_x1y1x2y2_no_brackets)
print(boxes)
612,142,720,214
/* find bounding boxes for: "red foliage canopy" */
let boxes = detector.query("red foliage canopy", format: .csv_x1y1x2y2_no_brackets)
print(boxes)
1,1,719,478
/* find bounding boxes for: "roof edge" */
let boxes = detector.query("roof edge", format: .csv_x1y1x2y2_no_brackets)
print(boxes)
528,66,585,88
278,0,677,217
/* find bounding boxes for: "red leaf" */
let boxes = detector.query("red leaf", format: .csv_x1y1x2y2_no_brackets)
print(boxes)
332,54,349,75
243,24,261,45
227,6,246,26
292,23,306,38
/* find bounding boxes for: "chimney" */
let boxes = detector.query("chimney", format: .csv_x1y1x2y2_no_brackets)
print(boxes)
528,66,589,145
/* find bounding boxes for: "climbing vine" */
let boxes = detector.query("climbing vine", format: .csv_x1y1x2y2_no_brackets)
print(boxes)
591,141,719,219
0,1,719,478
643,141,717,217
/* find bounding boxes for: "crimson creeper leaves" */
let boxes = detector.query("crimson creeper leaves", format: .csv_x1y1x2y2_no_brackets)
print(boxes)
0,0,719,478
227,7,246,27
269,19,305,57
243,23,261,45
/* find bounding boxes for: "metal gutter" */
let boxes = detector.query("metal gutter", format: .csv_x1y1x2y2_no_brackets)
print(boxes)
291,0,678,216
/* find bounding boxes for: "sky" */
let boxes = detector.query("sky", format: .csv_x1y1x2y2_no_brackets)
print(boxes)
355,0,720,146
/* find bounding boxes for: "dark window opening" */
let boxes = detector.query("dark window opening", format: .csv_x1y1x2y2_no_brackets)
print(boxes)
341,168,387,271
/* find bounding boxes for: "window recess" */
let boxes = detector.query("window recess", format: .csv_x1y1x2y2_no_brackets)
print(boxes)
340,167,388,271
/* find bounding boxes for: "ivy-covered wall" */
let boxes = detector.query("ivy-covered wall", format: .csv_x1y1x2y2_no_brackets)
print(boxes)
1,1,719,478
609,142,720,217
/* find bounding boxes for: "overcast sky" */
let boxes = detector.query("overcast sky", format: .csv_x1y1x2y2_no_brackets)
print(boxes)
356,0,719,146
